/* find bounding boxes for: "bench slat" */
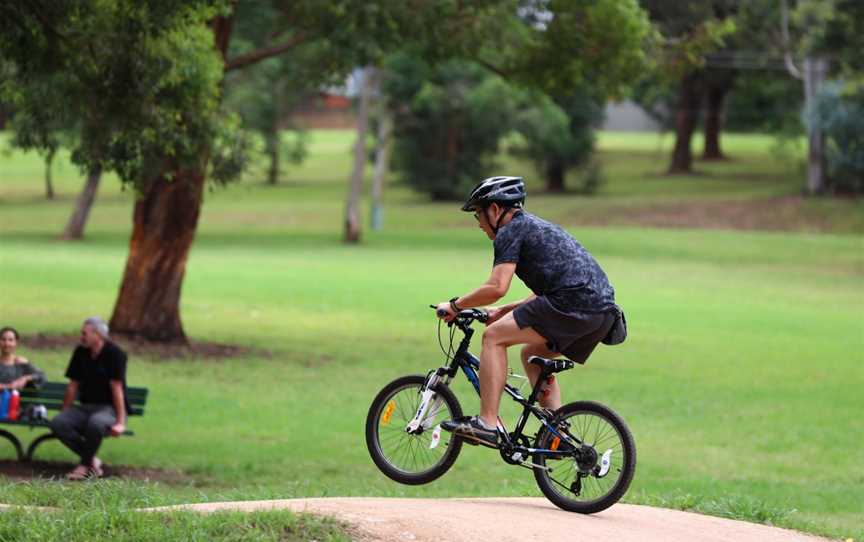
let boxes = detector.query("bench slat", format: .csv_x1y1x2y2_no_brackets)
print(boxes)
18,385,148,406
4,382,149,420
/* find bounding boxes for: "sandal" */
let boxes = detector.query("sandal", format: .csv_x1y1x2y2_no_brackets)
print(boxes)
65,464,90,481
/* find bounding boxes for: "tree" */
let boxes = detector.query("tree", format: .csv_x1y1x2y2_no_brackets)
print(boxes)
486,0,652,187
385,0,653,199
345,67,375,242
369,74,392,231
778,0,864,194
640,1,737,174
724,0,863,194
223,58,308,186
385,56,522,200
2,1,245,341
807,82,864,193
511,90,604,192
1,0,519,342
62,165,102,240
223,20,341,186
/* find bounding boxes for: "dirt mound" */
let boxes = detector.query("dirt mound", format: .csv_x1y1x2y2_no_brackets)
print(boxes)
148,497,830,542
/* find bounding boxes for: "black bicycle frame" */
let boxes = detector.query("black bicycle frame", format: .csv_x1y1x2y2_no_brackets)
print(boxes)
433,319,581,459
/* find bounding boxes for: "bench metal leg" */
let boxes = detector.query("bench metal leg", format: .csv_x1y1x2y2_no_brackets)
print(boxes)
24,433,58,463
0,429,24,462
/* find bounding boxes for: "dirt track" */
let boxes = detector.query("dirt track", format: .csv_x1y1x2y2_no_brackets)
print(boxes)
147,497,830,542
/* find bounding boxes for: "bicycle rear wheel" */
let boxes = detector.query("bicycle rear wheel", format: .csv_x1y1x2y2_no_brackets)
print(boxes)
533,401,636,514
365,374,464,485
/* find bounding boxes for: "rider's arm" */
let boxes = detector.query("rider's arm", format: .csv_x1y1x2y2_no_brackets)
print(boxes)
454,263,516,308
495,294,537,315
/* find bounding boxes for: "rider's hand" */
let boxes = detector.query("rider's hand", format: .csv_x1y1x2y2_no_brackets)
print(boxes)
109,422,126,437
435,302,457,322
485,306,505,325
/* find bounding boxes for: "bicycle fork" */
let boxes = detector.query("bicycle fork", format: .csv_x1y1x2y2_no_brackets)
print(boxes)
405,370,447,434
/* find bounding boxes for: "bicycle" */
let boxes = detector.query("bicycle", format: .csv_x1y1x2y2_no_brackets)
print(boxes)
365,307,636,514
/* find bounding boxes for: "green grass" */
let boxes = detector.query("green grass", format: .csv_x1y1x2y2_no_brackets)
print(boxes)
0,482,348,541
0,130,862,540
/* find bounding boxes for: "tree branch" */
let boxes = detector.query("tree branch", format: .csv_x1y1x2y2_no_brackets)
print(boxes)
25,2,68,44
474,57,511,79
780,0,802,79
224,34,309,72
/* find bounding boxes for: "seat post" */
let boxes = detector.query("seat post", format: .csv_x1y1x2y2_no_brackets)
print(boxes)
526,367,553,405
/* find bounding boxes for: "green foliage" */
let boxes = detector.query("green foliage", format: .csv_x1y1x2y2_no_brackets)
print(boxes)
510,89,604,188
723,72,803,133
807,82,864,193
502,0,655,98
385,55,521,200
208,112,254,186
640,0,736,79
630,0,739,141
512,95,573,162
0,1,233,191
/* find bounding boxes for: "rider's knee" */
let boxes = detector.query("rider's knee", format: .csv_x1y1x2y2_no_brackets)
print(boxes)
481,325,505,347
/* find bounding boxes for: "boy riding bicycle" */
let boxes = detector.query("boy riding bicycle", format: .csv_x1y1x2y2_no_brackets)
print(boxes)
436,176,622,448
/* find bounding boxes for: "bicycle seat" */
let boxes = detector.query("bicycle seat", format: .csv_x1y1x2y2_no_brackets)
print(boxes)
528,356,580,374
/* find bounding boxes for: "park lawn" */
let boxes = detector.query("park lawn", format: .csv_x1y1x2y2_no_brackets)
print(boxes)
1,130,863,540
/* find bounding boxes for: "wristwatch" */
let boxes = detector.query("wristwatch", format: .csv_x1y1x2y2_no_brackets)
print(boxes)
449,297,461,313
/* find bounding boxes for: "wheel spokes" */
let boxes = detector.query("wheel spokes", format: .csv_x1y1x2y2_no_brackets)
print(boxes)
375,384,454,475
544,412,627,504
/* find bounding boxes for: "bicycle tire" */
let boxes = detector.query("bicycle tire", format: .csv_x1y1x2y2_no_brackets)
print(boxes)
533,400,636,514
365,374,464,485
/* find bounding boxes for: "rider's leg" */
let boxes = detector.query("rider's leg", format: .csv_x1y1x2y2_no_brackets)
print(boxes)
520,342,563,410
480,312,547,428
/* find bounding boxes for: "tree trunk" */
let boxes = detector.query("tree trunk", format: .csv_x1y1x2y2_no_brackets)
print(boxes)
108,13,234,343
266,128,280,185
44,148,56,200
344,67,374,243
668,73,701,174
62,165,101,240
702,84,729,160
109,167,206,342
803,56,828,195
370,102,391,231
545,161,565,192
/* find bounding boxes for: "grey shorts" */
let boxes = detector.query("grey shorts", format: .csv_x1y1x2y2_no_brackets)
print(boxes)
513,296,615,363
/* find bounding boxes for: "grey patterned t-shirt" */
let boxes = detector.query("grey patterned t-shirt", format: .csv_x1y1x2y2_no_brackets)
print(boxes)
493,211,615,313
0,361,46,387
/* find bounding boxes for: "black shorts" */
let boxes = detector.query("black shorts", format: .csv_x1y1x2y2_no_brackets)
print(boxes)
512,296,615,364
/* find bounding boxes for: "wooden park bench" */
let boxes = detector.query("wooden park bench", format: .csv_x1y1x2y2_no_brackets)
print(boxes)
0,382,148,462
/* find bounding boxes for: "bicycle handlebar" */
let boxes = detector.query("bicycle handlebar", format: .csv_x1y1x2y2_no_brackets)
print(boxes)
429,305,489,323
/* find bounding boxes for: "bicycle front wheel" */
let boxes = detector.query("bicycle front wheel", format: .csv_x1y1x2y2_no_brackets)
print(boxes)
365,374,463,485
533,401,636,514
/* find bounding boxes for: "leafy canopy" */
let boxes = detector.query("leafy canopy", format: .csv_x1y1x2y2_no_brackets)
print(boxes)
0,1,233,188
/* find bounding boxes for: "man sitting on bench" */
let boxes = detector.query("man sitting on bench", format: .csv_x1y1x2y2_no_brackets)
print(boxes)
50,316,129,480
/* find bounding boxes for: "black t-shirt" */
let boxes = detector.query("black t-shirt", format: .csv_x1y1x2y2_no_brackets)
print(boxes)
493,211,616,312
65,342,129,408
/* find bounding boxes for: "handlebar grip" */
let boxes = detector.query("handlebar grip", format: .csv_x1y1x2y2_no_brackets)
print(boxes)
430,304,449,317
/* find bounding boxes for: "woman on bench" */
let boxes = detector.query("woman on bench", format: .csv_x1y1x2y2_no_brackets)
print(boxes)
0,327,46,390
